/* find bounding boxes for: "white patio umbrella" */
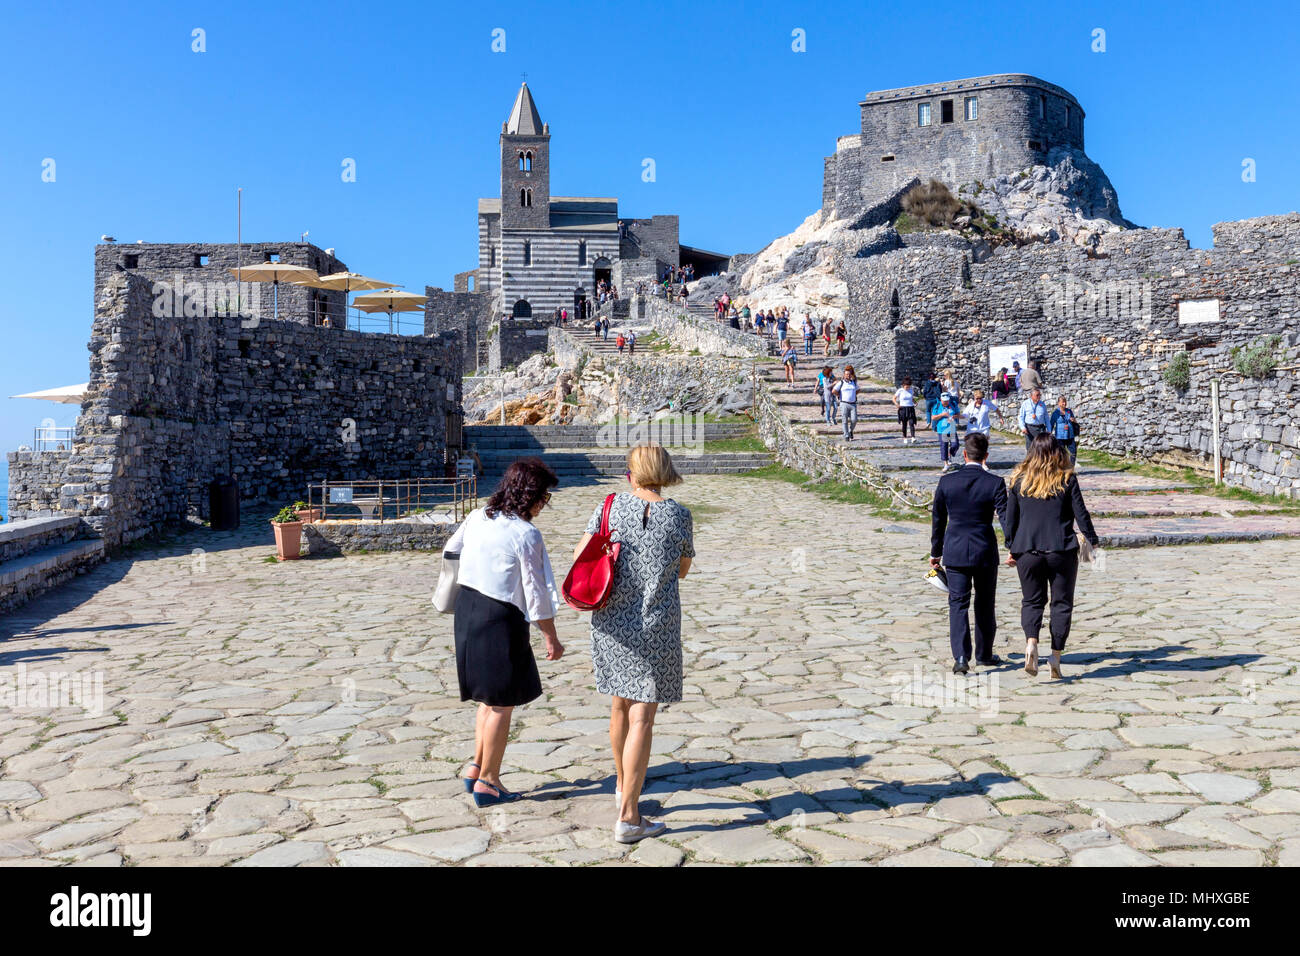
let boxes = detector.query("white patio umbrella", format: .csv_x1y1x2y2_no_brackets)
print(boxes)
228,263,320,321
10,383,88,404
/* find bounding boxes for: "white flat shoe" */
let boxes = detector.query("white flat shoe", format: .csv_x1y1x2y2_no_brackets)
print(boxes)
615,816,666,844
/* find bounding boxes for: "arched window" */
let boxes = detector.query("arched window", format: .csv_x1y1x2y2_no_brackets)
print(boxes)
525,151,533,172
578,240,587,266
520,187,532,208
518,151,526,171
523,240,531,266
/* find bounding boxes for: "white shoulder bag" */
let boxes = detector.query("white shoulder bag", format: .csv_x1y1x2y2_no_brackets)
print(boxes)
432,551,461,613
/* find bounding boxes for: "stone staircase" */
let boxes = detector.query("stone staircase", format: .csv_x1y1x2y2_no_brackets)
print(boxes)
465,423,773,485
755,363,1300,547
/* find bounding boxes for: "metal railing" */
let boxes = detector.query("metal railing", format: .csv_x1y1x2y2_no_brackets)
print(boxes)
306,476,477,524
34,425,75,452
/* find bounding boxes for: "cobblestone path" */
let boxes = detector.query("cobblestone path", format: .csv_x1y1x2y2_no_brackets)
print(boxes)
1,475,1297,866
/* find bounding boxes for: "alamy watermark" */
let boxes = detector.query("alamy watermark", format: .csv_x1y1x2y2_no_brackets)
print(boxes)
0,663,105,717
1040,275,1152,322
889,663,1000,716
152,275,263,323
595,415,706,456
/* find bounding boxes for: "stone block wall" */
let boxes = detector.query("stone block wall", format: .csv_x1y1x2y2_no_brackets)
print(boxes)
8,271,464,548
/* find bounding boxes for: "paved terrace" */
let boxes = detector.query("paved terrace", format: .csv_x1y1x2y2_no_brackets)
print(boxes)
1,475,1298,866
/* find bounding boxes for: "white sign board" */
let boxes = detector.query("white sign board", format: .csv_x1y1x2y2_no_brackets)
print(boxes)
329,487,354,504
1178,299,1221,325
989,343,1028,377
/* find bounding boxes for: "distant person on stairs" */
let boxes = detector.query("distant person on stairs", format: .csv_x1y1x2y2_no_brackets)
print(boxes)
817,365,838,425
931,392,962,472
893,376,918,444
781,339,798,384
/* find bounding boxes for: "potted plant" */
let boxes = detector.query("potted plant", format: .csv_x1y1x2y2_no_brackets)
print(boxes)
270,506,304,561
293,499,321,524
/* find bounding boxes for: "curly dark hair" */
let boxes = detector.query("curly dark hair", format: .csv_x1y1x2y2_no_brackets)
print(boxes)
485,457,558,520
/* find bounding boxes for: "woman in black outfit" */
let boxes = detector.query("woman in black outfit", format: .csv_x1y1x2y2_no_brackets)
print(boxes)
1002,434,1100,679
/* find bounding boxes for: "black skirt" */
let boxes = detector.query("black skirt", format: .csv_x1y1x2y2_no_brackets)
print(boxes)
454,585,543,707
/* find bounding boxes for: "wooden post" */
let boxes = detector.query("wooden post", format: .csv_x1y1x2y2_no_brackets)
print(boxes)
1211,378,1222,486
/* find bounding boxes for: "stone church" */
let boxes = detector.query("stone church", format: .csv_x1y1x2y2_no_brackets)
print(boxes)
467,83,726,321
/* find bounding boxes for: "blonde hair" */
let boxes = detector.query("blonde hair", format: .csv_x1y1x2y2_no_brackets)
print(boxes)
972,389,984,399
1009,436,1073,498
628,443,682,489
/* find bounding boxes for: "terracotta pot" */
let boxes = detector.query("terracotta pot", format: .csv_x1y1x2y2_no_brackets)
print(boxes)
272,520,303,560
295,508,321,524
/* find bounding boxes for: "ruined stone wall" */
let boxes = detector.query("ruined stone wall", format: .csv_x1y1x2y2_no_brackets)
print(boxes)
8,272,464,547
425,286,493,372
489,319,553,371
843,213,1300,494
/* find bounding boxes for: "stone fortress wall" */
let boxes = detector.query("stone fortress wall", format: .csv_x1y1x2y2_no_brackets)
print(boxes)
826,74,1086,222
8,271,464,549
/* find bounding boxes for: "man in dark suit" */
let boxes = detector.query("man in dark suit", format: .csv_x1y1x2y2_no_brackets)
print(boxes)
930,432,1008,674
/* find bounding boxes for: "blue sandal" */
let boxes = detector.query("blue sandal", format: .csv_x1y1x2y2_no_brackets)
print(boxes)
463,762,481,794
471,781,522,808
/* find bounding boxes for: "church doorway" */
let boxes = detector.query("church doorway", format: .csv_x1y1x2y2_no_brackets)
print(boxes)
592,257,613,292
574,288,588,321
511,299,531,319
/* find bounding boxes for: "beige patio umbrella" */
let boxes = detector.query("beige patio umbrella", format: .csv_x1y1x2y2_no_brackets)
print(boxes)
352,288,427,334
228,262,320,321
299,272,395,329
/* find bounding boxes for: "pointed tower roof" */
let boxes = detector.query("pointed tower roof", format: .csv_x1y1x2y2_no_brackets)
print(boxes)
505,82,544,136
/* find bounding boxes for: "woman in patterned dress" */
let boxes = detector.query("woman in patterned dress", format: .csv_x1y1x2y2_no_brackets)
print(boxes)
572,444,694,844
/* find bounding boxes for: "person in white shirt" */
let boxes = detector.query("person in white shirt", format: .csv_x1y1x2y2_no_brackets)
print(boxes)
446,458,564,807
893,376,918,443
965,389,1003,436
834,365,860,441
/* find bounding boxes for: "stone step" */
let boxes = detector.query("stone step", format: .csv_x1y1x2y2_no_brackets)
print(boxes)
0,537,106,613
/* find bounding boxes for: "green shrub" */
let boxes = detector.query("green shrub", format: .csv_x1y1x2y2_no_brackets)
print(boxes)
271,506,300,524
1231,335,1281,378
894,212,920,234
1163,351,1191,390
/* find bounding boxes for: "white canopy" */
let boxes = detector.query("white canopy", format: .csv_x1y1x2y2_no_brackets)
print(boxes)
10,383,89,404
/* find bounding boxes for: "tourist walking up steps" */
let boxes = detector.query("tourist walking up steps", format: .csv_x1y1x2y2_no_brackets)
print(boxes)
781,339,798,385
931,392,962,471
930,433,1008,674
817,365,838,425
893,376,918,443
801,315,816,355
1018,387,1049,450
573,444,694,844
821,318,834,357
834,365,859,440
1002,434,1100,679
1050,395,1080,463
448,458,564,807
628,330,637,355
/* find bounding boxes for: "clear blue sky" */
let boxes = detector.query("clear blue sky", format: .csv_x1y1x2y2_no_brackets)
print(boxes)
2,0,1297,501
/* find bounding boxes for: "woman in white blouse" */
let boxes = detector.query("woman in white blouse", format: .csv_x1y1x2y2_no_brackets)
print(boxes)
446,458,564,807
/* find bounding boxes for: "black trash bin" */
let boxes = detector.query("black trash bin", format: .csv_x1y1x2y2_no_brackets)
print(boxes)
209,476,240,531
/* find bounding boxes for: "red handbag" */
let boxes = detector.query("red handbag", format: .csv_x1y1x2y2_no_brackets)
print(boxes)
562,493,621,611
